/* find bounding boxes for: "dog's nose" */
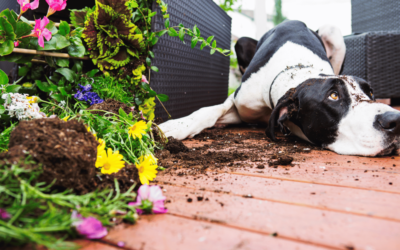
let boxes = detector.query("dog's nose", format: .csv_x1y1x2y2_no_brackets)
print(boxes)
376,111,400,134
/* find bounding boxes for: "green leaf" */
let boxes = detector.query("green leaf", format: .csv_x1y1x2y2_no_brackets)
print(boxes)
36,80,50,92
222,49,231,54
165,19,170,29
200,41,207,50
45,21,58,35
18,66,29,77
119,108,128,119
0,9,17,32
55,68,77,82
0,40,14,56
148,51,154,58
212,40,217,49
191,37,198,49
54,34,71,50
31,36,57,50
210,49,216,55
168,28,178,37
55,58,70,67
0,105,5,115
51,94,63,102
193,25,198,36
0,69,8,85
67,37,85,58
207,36,214,44
151,36,159,46
58,21,70,36
5,85,21,93
71,60,83,73
15,22,32,38
58,87,68,96
156,94,169,102
0,16,16,42
45,56,56,68
156,30,168,37
151,66,159,72
146,57,151,66
179,28,185,42
195,26,201,37
87,69,99,78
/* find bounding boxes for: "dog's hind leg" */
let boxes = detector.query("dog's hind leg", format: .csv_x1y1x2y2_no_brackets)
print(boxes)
159,94,240,140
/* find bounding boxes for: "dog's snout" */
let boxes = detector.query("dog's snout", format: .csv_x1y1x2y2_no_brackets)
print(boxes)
376,111,400,134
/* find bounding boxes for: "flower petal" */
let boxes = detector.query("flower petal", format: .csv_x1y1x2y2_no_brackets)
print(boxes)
30,0,40,10
42,29,52,41
40,16,50,30
38,35,45,48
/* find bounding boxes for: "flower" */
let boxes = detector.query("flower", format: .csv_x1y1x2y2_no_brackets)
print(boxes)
128,121,147,140
141,75,148,84
128,185,167,214
74,85,103,105
95,148,125,175
1,93,45,120
135,155,158,185
46,0,67,17
14,41,19,47
0,209,11,220
24,17,52,48
71,211,107,239
62,116,70,122
17,0,39,14
26,96,38,104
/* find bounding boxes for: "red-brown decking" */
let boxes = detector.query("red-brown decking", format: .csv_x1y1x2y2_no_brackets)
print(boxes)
96,126,399,250
18,107,400,250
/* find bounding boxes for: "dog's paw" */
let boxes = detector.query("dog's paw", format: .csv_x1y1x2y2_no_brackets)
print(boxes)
158,117,195,140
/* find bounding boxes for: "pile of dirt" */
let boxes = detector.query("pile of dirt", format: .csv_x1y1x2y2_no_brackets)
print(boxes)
87,99,133,116
96,163,140,193
165,137,189,154
1,118,98,194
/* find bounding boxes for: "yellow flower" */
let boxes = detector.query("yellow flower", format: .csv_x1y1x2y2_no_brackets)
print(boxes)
128,120,148,139
62,116,70,122
97,138,106,158
96,147,125,175
136,155,158,185
27,96,38,104
139,98,156,121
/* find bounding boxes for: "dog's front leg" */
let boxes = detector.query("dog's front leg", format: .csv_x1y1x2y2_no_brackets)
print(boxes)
159,95,240,140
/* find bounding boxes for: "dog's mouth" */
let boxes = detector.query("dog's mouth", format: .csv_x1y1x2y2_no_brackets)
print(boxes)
376,139,400,156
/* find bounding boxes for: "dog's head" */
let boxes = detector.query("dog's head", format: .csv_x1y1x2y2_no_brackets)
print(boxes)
266,75,400,156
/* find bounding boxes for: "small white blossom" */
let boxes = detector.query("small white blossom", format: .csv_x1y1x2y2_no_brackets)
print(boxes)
59,100,66,108
1,93,46,121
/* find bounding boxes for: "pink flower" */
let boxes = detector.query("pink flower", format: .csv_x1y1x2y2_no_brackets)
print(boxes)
17,0,39,13
130,107,135,112
71,211,108,239
141,75,149,84
31,17,52,48
0,209,11,220
139,111,145,120
46,0,67,17
14,41,19,47
128,185,168,215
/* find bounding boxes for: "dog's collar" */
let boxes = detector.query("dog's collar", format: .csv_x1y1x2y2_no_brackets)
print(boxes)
269,64,314,109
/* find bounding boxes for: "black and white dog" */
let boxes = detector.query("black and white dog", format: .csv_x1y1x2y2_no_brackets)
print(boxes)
159,21,400,156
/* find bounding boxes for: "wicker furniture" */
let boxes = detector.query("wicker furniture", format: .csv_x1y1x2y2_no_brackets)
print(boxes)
151,0,231,121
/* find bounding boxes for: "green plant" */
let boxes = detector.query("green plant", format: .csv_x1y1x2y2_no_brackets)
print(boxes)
217,0,242,12
273,0,286,26
0,158,138,250
0,123,16,153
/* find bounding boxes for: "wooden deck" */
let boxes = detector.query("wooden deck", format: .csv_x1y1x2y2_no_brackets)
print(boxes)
83,123,400,250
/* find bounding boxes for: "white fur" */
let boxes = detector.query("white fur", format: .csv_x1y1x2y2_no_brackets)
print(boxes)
326,76,399,156
318,24,346,75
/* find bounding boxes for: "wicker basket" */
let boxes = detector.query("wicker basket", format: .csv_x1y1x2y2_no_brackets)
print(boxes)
352,0,400,33
342,31,400,98
151,0,231,121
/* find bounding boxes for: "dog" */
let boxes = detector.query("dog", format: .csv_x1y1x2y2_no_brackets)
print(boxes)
159,20,400,156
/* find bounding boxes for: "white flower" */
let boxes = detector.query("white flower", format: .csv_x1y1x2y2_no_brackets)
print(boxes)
1,93,45,120
59,100,66,108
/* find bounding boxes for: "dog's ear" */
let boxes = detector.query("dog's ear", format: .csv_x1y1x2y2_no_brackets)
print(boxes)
266,88,298,141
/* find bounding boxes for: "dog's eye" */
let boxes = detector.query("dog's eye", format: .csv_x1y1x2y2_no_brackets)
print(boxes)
329,92,339,101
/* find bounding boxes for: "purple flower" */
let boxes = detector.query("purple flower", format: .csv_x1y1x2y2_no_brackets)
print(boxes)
71,211,107,239
0,209,11,220
74,85,104,105
128,185,167,215
79,84,92,92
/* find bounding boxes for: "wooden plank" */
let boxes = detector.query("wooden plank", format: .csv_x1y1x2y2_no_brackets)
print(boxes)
104,214,329,250
159,185,400,250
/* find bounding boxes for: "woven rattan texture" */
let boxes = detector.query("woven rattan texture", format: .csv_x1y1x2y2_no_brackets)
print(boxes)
0,2,19,12
352,0,400,33
366,32,400,98
151,0,231,121
342,34,367,81
343,32,400,98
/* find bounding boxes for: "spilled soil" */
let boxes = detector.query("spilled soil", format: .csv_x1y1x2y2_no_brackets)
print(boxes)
155,124,323,176
87,99,134,117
